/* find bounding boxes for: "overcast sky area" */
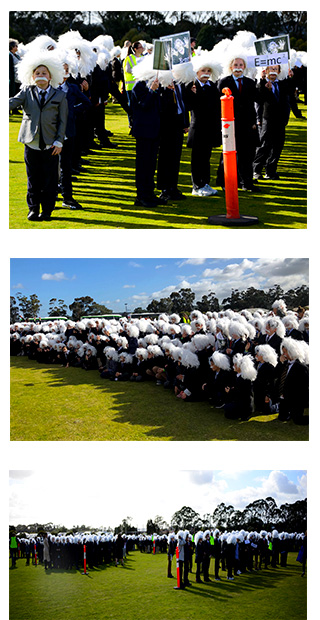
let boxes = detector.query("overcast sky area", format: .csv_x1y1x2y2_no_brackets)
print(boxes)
9,470,307,531
10,258,309,315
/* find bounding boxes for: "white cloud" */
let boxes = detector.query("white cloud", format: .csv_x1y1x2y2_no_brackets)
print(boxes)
41,272,74,281
178,258,208,267
129,261,142,268
123,284,136,289
12,283,24,289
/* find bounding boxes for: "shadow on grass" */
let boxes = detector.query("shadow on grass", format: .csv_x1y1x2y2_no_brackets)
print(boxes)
11,358,308,442
9,105,307,229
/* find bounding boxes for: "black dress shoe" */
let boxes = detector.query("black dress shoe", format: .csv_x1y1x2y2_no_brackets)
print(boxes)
134,198,156,208
169,188,186,200
38,213,52,221
27,211,39,221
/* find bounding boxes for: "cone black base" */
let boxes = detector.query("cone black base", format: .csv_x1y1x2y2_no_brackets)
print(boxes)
208,214,259,226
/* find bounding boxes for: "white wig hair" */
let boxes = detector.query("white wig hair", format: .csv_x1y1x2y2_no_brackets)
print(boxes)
241,309,254,321
58,31,97,77
172,60,195,85
216,318,230,338
255,344,278,367
227,534,237,545
192,333,211,351
169,313,181,324
25,34,57,52
147,345,164,357
191,50,223,82
181,323,192,335
263,316,286,338
144,333,159,345
168,323,181,335
206,318,217,334
180,348,200,368
132,53,173,88
298,317,309,332
115,336,128,348
272,298,287,313
272,530,279,538
209,351,231,371
190,310,204,321
111,45,122,59
194,531,204,545
281,337,309,365
126,324,140,339
103,347,118,361
135,347,149,360
137,319,150,333
96,50,111,71
91,34,114,52
177,530,186,541
168,532,176,542
191,317,206,332
119,352,133,364
233,353,257,381
250,317,264,332
17,49,65,88
229,320,249,341
282,315,299,330
158,313,169,322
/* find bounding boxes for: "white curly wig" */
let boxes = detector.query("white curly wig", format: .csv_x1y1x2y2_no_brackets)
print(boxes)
17,49,65,88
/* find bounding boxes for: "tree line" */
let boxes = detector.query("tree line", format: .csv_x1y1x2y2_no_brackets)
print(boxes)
9,11,307,52
10,496,307,537
10,283,309,323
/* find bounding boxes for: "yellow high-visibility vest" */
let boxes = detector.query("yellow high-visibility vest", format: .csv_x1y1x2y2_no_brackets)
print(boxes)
124,54,138,91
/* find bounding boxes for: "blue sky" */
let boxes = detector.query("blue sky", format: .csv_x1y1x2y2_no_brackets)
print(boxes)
9,469,307,529
10,258,309,315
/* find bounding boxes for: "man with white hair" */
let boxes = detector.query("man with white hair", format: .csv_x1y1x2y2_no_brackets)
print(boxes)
253,64,296,180
217,53,260,191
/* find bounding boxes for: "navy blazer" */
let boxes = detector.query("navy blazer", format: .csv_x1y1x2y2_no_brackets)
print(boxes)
131,80,161,139
63,81,92,138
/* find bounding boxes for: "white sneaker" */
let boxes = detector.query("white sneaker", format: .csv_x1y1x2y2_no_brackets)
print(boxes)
192,186,211,196
203,184,218,196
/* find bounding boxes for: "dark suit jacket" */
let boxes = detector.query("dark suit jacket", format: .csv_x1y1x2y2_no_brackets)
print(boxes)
218,74,259,136
9,85,68,145
256,76,296,127
131,81,161,139
185,79,221,148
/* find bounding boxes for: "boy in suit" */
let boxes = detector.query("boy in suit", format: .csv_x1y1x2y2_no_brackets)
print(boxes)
185,54,222,196
9,50,68,222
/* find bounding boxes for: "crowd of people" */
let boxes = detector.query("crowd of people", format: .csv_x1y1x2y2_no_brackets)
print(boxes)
9,28,307,219
10,299,309,424
9,528,307,582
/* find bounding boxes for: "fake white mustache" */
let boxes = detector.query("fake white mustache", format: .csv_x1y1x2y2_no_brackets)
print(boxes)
268,72,278,76
34,76,49,83
201,74,211,78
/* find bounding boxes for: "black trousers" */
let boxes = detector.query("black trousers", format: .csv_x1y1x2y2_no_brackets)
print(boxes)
24,145,59,215
253,119,286,177
157,115,184,191
191,140,213,189
135,136,159,200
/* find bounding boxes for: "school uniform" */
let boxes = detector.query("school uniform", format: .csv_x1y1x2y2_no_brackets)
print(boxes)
157,83,189,198
253,76,296,179
185,79,221,190
9,84,68,219
131,80,161,206
253,361,276,412
217,74,259,190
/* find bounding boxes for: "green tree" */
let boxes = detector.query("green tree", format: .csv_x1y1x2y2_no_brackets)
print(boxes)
10,296,20,323
48,298,68,317
16,293,41,319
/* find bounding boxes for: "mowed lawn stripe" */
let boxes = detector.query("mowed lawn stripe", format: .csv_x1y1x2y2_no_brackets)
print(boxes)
10,358,309,441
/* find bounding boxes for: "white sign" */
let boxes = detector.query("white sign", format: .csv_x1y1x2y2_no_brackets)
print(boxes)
221,120,236,153
247,52,289,68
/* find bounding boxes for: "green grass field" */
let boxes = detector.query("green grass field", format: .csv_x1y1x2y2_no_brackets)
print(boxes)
10,358,309,441
9,550,307,620
9,103,307,229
